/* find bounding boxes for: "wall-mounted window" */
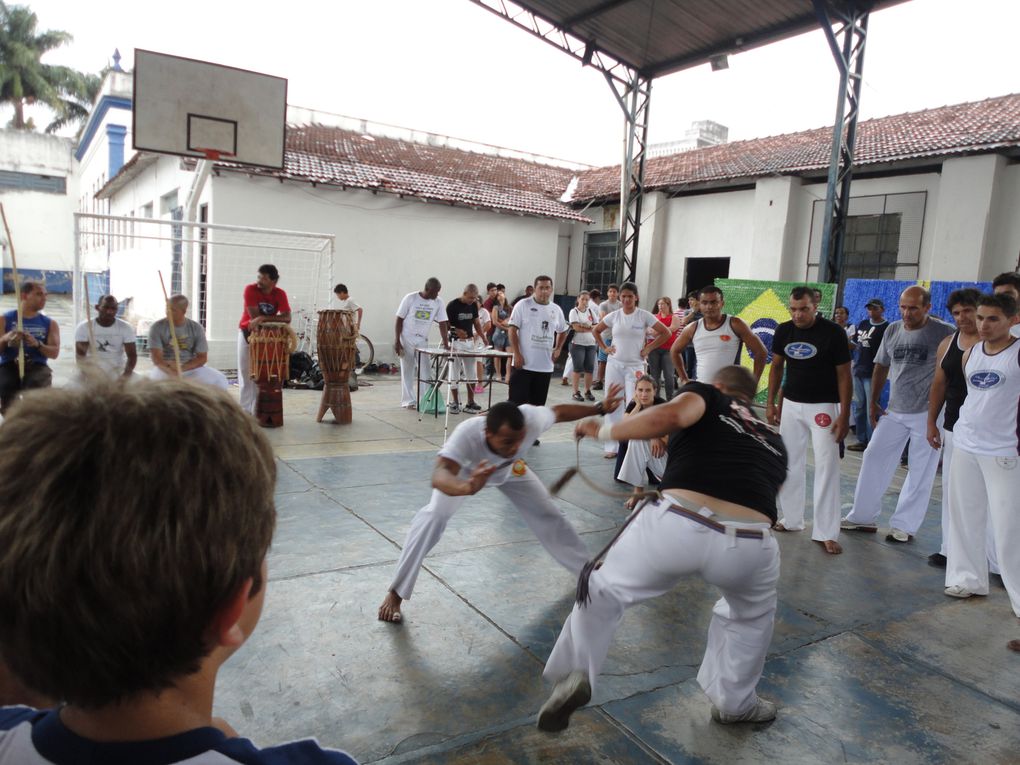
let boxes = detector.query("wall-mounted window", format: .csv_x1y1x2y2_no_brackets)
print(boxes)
0,170,66,194
160,190,179,216
581,230,620,295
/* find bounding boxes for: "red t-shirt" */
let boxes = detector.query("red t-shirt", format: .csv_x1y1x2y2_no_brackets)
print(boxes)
239,284,291,330
657,312,679,349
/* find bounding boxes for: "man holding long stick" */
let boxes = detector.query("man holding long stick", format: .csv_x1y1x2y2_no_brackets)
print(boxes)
0,281,60,414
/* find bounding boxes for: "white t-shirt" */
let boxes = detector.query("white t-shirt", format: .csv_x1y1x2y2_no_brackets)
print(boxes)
568,306,598,346
508,297,568,373
74,318,136,375
437,404,555,486
603,308,659,365
396,291,448,343
331,296,361,312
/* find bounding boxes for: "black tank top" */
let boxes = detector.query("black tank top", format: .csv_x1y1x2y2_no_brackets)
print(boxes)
658,382,788,522
941,331,966,432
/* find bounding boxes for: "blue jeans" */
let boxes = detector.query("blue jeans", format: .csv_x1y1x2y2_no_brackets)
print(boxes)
853,375,873,445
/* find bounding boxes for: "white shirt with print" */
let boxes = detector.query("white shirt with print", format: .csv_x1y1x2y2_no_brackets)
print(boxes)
438,405,555,486
509,297,568,373
74,318,136,375
396,292,448,343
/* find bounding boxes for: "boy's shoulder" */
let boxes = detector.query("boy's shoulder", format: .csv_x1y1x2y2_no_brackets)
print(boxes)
0,707,358,765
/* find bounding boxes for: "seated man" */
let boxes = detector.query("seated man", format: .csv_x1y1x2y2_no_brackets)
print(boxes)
0,381,357,763
74,294,137,379
149,294,228,388
538,366,786,731
0,280,60,414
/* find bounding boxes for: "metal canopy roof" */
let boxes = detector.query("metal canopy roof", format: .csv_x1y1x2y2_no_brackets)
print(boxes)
503,0,905,79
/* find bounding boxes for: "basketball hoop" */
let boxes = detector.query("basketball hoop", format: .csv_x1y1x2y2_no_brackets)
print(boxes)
192,148,236,162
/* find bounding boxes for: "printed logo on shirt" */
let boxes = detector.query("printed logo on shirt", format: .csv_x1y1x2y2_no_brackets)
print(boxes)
719,335,732,342
414,308,432,320
258,302,276,315
785,342,817,359
814,412,832,428
892,345,929,364
969,370,1003,389
512,459,527,476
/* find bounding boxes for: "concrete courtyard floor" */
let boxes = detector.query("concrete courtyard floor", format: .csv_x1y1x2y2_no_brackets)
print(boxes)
9,296,1020,764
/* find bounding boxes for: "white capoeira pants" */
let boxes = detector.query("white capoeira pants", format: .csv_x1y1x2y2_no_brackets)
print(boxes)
617,439,667,487
237,330,256,413
543,497,780,717
946,448,1020,615
149,365,229,389
845,409,941,535
602,358,644,454
778,399,842,541
399,336,428,408
388,468,591,600
937,431,1000,573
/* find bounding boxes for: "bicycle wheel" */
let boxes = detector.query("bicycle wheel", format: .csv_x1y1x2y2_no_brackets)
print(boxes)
355,335,374,370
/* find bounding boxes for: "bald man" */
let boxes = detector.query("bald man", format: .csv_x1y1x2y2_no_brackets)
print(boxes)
842,286,954,543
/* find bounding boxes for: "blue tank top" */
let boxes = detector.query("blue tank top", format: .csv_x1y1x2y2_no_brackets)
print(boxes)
2,310,51,366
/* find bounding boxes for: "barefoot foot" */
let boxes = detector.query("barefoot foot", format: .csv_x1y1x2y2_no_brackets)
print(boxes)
817,539,843,555
378,590,403,623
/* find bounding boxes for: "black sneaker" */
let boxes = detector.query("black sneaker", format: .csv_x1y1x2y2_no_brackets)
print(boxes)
927,552,947,568
592,381,604,391
585,391,595,401
572,392,584,402
537,671,591,732
464,402,482,413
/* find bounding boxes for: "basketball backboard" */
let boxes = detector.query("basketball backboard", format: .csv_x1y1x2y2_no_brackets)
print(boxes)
133,49,287,169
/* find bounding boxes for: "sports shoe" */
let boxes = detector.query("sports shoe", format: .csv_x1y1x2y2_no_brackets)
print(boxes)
711,697,777,724
886,528,911,543
448,402,461,414
572,392,584,401
561,378,569,386
585,391,595,401
944,585,977,599
840,518,877,532
592,381,604,391
846,442,866,452
927,552,947,568
464,402,482,413
537,671,591,732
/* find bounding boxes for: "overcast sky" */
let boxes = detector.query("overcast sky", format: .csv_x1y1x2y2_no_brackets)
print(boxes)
11,0,1020,166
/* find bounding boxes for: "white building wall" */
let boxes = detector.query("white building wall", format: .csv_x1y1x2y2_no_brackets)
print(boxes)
985,163,1020,277
0,130,78,285
206,174,565,366
659,189,755,298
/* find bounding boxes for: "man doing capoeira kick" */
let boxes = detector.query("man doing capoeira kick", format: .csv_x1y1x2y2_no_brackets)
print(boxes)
537,366,787,730
378,386,624,624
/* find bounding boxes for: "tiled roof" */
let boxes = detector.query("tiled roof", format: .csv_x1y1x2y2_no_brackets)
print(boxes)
572,93,1020,203
217,124,591,223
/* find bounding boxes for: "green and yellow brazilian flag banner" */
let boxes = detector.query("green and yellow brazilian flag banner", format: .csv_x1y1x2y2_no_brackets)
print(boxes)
714,279,836,404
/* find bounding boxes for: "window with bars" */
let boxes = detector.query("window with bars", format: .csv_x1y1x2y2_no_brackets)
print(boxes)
581,230,620,295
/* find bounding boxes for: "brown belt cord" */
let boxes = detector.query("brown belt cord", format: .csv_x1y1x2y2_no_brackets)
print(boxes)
551,438,661,607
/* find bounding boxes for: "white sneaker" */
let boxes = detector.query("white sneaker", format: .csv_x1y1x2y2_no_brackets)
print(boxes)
448,402,461,414
840,517,877,532
886,528,911,543
711,697,777,724
944,585,977,599
537,671,591,732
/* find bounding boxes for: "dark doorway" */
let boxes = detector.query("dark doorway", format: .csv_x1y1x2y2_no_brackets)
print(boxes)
684,257,730,295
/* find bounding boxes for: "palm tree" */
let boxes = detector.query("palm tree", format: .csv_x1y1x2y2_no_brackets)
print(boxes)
45,66,105,135
0,1,80,130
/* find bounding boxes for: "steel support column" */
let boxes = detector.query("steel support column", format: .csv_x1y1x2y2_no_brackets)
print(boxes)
606,70,651,283
814,0,870,285
470,0,651,281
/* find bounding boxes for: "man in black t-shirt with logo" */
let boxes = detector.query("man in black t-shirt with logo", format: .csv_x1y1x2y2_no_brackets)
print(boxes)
446,284,486,414
847,298,888,450
537,366,787,732
766,286,852,554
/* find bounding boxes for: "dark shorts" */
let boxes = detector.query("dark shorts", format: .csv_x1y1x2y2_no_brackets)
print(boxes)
569,344,596,374
0,361,53,410
508,368,552,406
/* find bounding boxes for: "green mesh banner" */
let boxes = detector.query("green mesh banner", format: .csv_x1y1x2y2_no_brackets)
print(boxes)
714,279,836,403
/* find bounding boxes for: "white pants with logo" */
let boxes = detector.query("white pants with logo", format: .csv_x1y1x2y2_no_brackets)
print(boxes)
946,448,1020,615
388,468,590,600
938,430,1001,573
778,399,842,541
149,365,229,389
399,336,428,408
603,358,644,454
543,498,780,717
617,439,667,487
845,409,941,534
